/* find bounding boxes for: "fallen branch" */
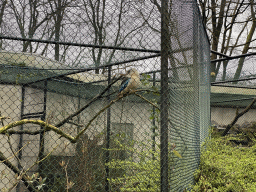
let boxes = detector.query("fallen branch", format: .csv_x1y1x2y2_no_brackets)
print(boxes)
222,98,256,136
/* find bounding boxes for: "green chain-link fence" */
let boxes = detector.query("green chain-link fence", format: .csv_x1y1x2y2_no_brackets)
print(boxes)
0,0,210,191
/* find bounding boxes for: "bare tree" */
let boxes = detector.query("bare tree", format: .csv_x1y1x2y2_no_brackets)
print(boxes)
233,0,256,81
6,0,57,52
47,0,74,61
0,0,7,29
199,0,256,82
80,0,146,73
0,0,8,49
2,0,151,70
141,0,195,80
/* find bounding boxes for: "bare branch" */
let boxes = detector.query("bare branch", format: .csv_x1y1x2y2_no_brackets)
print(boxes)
233,0,256,80
134,92,160,110
222,98,256,136
55,75,122,128
73,94,123,143
0,119,75,141
0,0,7,26
0,151,39,192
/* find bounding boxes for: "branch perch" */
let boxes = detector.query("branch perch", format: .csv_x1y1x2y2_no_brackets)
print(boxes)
0,119,75,142
0,92,124,143
134,92,160,110
222,98,256,136
55,75,122,128
1,75,123,136
72,95,122,143
0,76,145,192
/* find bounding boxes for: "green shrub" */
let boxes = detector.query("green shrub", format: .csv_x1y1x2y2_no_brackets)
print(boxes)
192,136,256,191
106,138,182,192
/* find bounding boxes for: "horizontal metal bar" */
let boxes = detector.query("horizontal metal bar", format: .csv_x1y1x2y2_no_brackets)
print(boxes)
21,112,44,119
0,35,160,53
1,35,194,55
211,77,256,85
143,64,193,75
211,104,256,109
211,97,255,104
211,52,256,63
24,53,161,85
212,84,256,90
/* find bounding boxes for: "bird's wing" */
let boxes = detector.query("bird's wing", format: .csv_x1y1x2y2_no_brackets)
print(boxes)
121,76,129,84
119,78,131,93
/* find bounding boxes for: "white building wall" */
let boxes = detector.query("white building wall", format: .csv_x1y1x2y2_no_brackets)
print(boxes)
211,107,256,127
44,92,155,156
0,85,21,191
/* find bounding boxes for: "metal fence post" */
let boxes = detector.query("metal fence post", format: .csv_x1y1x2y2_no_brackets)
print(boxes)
161,0,169,191
105,66,112,192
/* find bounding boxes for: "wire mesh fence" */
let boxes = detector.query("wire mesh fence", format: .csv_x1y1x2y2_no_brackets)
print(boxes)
0,0,210,191
211,54,256,136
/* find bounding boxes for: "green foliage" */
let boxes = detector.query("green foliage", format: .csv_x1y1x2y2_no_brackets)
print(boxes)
140,73,160,95
47,175,66,192
192,136,256,191
141,73,151,87
107,141,160,192
106,138,182,192
28,173,47,191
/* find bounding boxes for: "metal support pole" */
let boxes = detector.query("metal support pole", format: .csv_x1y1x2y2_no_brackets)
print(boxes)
161,0,169,191
39,80,47,172
192,1,202,170
16,85,25,192
105,66,112,192
152,72,156,159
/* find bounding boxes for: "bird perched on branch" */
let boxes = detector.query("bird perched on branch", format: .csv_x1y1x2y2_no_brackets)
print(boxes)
118,68,140,96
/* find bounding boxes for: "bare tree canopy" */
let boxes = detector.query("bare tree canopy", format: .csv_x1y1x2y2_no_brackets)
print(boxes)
1,0,157,73
199,0,256,82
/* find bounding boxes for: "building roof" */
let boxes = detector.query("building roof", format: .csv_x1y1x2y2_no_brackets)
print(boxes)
211,85,256,108
2,51,254,107
0,51,148,101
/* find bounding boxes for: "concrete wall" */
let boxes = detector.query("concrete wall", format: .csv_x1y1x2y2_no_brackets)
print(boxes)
0,85,21,191
44,91,155,155
211,107,256,127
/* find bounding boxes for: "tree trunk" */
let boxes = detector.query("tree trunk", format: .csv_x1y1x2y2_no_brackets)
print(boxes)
233,1,256,81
